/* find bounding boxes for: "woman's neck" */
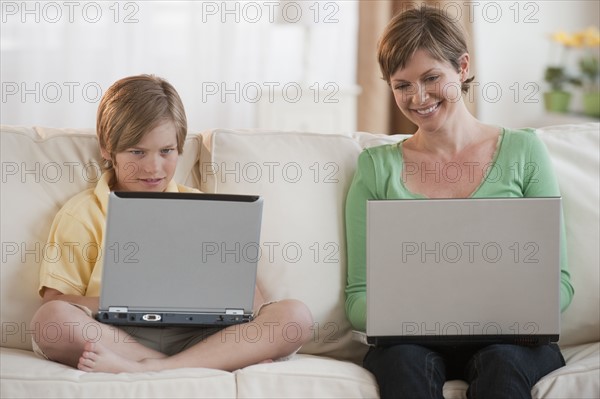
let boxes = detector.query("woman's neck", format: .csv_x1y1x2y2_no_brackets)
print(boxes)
410,105,488,156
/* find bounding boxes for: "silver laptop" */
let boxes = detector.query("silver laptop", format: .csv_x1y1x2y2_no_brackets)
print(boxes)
97,191,263,327
359,197,561,346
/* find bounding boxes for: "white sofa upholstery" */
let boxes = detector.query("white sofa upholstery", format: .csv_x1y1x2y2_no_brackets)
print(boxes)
1,123,598,398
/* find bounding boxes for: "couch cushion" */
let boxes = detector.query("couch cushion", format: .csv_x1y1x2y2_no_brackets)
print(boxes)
0,126,101,351
537,123,600,347
533,342,600,398
0,347,236,398
235,354,477,399
0,126,201,351
199,129,367,362
235,354,378,398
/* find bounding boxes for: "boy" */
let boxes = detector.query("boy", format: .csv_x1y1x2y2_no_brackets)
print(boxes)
31,75,313,373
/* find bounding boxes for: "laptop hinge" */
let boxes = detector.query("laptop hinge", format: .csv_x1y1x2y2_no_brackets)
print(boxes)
225,309,244,315
109,306,128,313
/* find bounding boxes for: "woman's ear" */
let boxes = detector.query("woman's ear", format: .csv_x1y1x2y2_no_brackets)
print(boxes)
459,53,470,81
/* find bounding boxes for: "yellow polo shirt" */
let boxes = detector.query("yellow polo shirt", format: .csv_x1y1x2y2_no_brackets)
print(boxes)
38,171,199,297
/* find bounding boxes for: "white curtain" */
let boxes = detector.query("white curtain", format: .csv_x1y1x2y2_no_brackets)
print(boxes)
1,1,358,131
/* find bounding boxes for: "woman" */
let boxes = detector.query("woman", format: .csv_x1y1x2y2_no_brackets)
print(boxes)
345,6,573,398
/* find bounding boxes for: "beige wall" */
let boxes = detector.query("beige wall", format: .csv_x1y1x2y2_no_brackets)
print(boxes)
356,0,599,134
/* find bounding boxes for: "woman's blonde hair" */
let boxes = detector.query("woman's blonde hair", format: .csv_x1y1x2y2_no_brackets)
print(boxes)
377,6,474,93
96,74,187,172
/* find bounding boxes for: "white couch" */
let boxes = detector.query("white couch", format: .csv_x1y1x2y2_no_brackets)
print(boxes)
1,123,598,398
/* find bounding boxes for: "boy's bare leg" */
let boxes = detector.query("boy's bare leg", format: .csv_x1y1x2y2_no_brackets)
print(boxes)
77,299,314,373
30,300,166,368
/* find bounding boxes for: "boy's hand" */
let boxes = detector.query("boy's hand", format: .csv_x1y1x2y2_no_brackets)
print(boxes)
253,285,266,312
41,287,100,315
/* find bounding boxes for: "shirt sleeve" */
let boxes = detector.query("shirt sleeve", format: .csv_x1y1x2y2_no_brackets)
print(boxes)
345,149,379,331
523,133,574,312
38,210,99,297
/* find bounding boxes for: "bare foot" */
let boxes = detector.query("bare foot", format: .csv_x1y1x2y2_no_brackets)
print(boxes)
77,341,156,373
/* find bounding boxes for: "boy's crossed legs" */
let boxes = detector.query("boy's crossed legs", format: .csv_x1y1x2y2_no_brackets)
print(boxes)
30,299,313,373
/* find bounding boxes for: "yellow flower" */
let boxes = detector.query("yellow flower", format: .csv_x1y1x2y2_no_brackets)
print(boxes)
551,30,582,48
546,27,599,92
581,26,600,47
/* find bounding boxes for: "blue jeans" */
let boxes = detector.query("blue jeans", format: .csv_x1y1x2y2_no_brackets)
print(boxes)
363,343,565,399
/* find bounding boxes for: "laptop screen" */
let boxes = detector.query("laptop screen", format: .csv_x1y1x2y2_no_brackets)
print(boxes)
365,197,561,346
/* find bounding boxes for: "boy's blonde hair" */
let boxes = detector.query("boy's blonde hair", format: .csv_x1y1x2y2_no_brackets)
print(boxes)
96,74,187,172
377,6,474,93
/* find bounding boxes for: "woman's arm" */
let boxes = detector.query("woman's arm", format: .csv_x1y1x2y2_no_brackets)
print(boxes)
345,150,379,331
523,133,574,312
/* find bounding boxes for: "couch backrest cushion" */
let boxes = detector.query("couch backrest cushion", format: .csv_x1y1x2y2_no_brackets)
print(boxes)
1,126,102,350
199,129,367,361
0,126,201,350
537,123,600,346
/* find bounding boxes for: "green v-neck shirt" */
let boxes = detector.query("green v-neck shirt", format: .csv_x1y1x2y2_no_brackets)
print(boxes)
344,128,574,331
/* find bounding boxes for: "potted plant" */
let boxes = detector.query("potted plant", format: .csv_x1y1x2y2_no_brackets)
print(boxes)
544,66,581,113
544,31,582,113
578,27,600,117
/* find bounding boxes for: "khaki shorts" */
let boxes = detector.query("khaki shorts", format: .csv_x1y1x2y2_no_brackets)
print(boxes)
33,302,275,360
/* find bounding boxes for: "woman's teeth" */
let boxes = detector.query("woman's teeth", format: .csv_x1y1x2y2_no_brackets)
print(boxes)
415,103,439,115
